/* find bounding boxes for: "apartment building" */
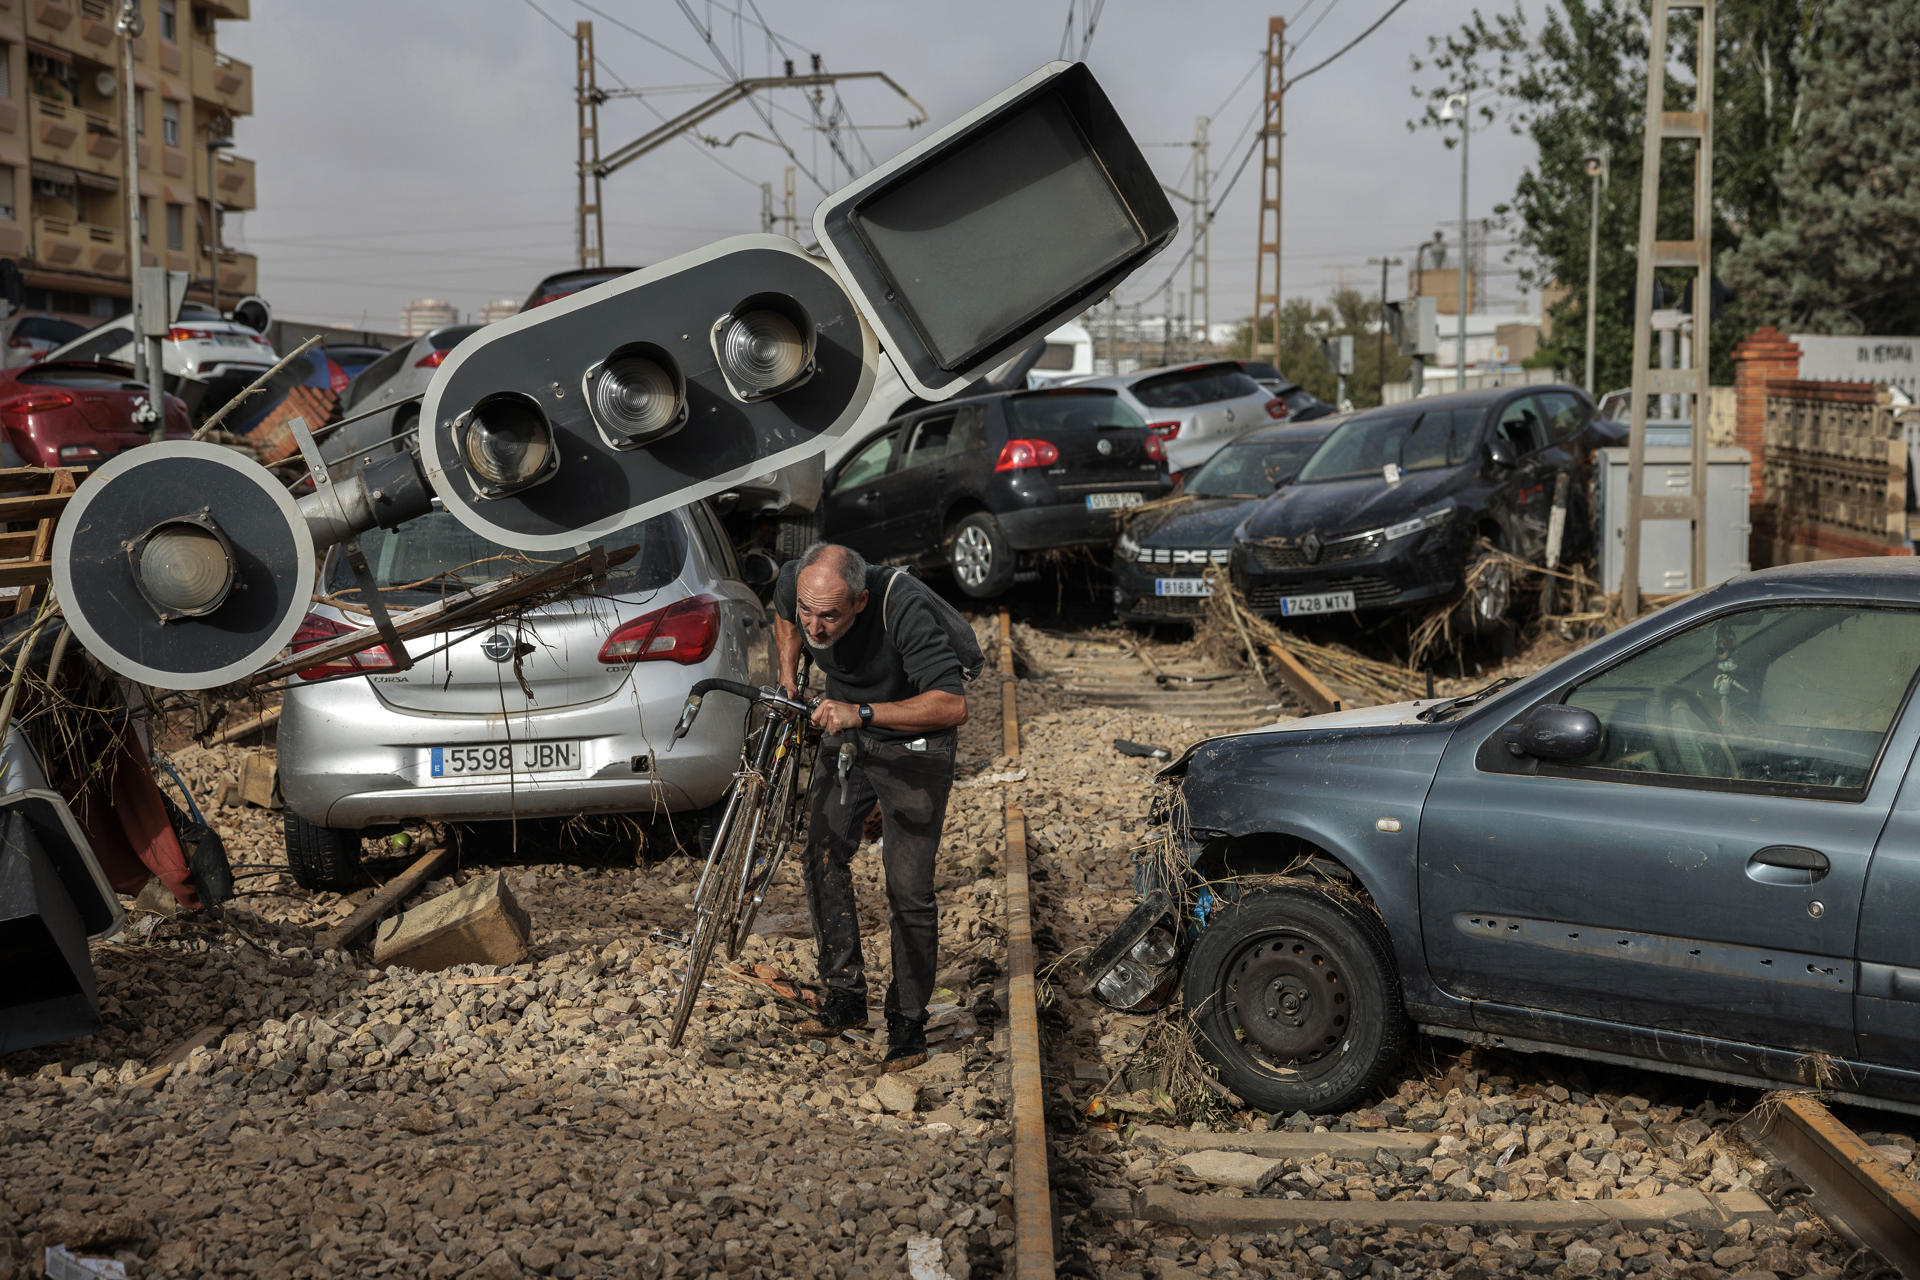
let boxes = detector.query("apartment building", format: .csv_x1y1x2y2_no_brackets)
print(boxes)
0,0,254,322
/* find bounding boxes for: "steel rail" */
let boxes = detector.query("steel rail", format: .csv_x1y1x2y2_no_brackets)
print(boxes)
1000,608,1055,1277
1742,1094,1920,1276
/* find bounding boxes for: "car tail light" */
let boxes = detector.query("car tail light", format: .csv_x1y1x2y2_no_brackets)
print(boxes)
6,335,31,349
6,392,74,414
598,594,720,665
250,335,273,349
415,349,451,369
993,439,1059,472
168,326,218,341
1143,433,1166,463
57,444,104,465
290,613,397,681
1265,398,1288,420
1145,420,1180,441
327,358,350,393
528,293,564,309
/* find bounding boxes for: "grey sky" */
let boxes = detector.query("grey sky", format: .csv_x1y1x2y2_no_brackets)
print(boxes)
221,1,1537,335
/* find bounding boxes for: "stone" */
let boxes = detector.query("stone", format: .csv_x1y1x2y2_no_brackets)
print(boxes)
237,752,281,809
1173,1150,1287,1192
372,872,532,972
873,1075,920,1115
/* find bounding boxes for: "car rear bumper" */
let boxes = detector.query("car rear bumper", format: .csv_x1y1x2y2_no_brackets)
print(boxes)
998,501,1150,552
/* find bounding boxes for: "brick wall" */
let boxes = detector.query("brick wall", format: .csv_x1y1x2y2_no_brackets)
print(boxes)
1731,326,1802,506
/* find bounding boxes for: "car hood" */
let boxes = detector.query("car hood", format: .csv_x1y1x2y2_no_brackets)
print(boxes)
1158,697,1441,776
1239,468,1463,541
1133,496,1263,548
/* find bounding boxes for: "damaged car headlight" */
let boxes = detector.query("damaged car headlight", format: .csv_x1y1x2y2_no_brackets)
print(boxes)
1116,532,1142,560
1383,505,1455,541
1082,890,1180,1013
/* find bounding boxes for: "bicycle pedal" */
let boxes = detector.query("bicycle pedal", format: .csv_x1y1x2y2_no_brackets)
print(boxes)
649,927,692,951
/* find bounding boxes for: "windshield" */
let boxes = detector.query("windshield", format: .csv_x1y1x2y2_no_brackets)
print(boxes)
1005,390,1145,432
327,509,686,602
1186,435,1325,498
1130,366,1263,409
1298,407,1478,483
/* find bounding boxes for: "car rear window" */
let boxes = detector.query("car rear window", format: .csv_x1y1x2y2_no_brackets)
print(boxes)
429,325,482,351
16,365,140,390
1298,407,1476,482
1130,366,1263,409
329,510,686,601
1239,361,1282,382
1004,390,1145,433
17,317,84,343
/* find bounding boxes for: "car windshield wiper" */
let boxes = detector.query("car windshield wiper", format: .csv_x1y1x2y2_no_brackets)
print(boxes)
1416,675,1519,722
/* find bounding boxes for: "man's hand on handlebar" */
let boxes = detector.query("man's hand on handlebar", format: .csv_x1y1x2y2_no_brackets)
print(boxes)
812,699,864,734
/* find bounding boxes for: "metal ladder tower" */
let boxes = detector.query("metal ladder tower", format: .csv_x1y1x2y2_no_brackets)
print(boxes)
575,21,605,270
1190,114,1209,356
1251,16,1284,362
1621,0,1715,615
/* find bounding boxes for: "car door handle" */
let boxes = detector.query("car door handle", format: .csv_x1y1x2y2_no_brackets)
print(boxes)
1747,845,1830,885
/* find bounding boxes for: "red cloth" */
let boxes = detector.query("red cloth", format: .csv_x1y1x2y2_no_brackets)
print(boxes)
68,736,198,909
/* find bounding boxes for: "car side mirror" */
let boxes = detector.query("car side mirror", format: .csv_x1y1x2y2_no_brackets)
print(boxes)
1502,703,1602,762
1485,439,1516,471
740,550,779,588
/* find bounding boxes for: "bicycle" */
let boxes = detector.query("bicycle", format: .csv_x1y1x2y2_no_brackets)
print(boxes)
663,663,855,1048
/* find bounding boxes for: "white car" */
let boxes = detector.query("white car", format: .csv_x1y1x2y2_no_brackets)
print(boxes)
1,312,86,368
45,302,277,424
1072,360,1286,475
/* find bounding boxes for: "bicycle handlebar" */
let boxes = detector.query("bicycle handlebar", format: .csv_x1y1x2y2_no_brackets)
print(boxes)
672,678,813,742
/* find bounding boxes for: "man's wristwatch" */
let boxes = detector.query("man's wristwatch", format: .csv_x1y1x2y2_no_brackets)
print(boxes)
858,703,874,727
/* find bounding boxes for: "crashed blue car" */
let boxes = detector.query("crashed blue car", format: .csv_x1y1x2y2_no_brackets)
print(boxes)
1088,558,1920,1116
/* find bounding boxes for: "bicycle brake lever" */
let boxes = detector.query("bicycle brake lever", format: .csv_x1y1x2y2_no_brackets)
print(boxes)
671,694,702,742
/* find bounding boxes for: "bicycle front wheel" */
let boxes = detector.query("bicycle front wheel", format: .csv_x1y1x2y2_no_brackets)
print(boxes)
668,772,763,1048
729,737,806,958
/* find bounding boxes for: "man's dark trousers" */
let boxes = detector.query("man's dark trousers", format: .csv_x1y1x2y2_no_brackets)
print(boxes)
800,729,956,1024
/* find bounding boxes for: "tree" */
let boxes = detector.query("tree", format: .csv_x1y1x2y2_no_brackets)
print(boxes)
1410,2,1813,389
1723,3,1920,334
1234,288,1410,410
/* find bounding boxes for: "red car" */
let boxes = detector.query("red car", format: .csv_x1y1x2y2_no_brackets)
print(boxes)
0,358,191,469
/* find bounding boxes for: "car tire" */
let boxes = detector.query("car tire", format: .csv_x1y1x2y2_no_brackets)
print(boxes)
773,507,823,562
948,512,1016,599
1182,884,1407,1115
284,811,366,892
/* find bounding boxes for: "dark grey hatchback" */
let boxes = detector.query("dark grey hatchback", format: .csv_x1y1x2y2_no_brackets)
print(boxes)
820,387,1171,598
1087,558,1920,1116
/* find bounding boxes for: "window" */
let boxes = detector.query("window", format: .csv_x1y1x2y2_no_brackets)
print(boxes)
1537,390,1588,442
0,166,12,221
1496,396,1547,455
134,89,146,137
165,203,182,251
1187,435,1325,498
1130,366,1263,410
835,432,897,490
0,46,11,100
332,509,685,601
1005,389,1144,434
1562,605,1920,795
162,100,179,147
1398,408,1477,471
59,324,132,363
900,413,958,470
1298,409,1468,483
159,0,177,42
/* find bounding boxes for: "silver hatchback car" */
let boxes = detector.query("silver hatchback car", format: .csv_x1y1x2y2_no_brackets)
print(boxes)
278,500,774,889
1073,360,1285,476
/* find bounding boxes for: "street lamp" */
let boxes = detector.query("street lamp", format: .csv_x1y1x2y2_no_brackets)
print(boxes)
206,131,234,313
1582,151,1608,396
1439,91,1469,391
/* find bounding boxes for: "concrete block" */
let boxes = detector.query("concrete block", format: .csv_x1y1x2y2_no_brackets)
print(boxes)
1173,1149,1288,1191
1132,1124,1438,1161
237,753,280,809
371,871,530,972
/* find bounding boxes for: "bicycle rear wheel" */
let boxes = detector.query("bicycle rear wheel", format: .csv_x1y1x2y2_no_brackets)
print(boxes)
668,772,763,1048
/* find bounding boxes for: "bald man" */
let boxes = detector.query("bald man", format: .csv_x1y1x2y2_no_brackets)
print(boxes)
772,541,969,1072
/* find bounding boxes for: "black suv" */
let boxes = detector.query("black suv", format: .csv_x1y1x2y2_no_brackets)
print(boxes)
821,387,1172,598
1231,384,1622,627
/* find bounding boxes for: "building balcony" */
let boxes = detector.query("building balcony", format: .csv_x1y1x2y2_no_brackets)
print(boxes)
212,152,253,210
34,215,87,269
27,0,79,49
76,110,121,176
30,97,84,168
82,219,122,273
77,0,114,49
190,44,252,117
200,0,249,17
213,248,254,296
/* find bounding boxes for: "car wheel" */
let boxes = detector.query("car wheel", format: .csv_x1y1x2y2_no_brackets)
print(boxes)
773,506,824,562
1182,884,1407,1115
284,811,366,892
948,512,1016,599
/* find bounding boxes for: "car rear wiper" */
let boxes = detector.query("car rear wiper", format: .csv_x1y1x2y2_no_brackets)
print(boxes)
1416,675,1519,722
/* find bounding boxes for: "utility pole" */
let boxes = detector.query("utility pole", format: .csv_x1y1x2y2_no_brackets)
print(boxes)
116,0,142,378
1368,256,1402,405
575,22,604,270
1252,16,1284,362
1621,0,1715,615
760,182,774,234
782,166,796,239
1190,115,1209,356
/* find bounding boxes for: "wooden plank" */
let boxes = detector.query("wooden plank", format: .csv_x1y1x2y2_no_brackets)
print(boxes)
1003,804,1054,1280
1095,1186,1775,1234
0,559,53,589
315,844,454,952
130,1022,225,1090
8,468,74,617
0,531,39,558
201,705,281,746
0,466,81,494
1264,641,1343,715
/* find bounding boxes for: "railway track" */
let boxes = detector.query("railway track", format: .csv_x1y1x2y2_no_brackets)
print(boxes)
1004,617,1920,1279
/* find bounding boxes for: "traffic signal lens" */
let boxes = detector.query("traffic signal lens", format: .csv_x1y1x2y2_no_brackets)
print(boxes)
586,344,685,447
458,392,556,493
712,294,814,400
136,519,235,618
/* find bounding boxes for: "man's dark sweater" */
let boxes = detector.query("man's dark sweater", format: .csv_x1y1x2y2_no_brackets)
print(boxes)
772,562,963,742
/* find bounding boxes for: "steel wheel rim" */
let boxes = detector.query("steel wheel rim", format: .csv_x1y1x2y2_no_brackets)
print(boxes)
1471,558,1510,626
953,525,992,588
1220,927,1350,1081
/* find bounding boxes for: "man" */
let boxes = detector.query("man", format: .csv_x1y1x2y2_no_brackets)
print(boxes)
772,542,969,1072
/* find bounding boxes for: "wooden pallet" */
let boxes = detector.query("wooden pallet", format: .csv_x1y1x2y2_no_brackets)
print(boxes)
0,467,85,616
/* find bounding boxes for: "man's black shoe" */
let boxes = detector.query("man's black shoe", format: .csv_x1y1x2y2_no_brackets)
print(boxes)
793,989,866,1038
881,1016,928,1073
